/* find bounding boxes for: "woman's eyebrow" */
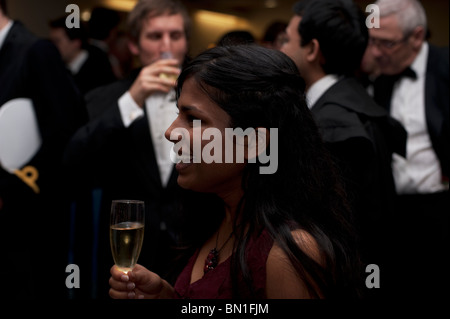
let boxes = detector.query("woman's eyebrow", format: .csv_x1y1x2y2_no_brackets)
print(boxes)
178,105,203,113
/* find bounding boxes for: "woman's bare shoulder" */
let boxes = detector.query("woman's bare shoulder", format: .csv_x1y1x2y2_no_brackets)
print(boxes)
265,229,323,299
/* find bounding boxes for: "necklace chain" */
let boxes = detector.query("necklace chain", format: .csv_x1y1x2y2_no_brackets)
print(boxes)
215,229,234,253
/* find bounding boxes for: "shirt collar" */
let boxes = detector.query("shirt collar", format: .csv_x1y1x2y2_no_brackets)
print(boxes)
68,50,89,74
306,74,339,109
410,42,428,79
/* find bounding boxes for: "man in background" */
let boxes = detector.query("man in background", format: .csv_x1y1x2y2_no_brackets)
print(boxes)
371,0,449,298
0,0,86,299
88,7,123,79
64,0,190,298
281,0,407,298
49,16,116,95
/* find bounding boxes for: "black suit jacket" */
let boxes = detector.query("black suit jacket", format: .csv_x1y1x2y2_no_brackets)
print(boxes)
310,76,406,264
0,21,86,298
424,45,449,178
64,71,184,297
72,44,116,95
0,22,86,189
374,44,449,179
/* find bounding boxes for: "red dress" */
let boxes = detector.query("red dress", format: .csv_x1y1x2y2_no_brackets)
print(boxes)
174,229,274,299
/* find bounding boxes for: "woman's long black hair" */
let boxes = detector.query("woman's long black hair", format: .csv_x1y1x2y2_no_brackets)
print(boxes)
172,45,363,298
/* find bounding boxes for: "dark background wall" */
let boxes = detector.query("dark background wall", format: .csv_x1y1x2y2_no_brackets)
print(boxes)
8,0,449,57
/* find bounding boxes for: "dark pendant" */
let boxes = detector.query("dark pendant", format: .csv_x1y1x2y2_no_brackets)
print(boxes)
204,248,219,273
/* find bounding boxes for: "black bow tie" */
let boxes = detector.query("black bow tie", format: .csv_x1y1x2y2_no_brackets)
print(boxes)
373,67,417,111
394,67,417,81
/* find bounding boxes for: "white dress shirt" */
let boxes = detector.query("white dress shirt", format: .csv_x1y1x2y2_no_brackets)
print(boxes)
68,50,88,75
306,74,339,109
118,90,177,187
391,42,446,194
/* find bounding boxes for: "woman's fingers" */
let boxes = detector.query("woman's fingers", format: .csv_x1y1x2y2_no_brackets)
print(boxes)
109,287,133,299
109,266,137,299
109,264,160,299
109,275,134,290
110,265,129,280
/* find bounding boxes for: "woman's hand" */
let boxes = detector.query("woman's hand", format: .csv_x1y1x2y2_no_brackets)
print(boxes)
109,264,175,299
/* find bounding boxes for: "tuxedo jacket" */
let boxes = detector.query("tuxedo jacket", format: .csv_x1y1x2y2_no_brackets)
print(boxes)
0,21,86,298
64,70,185,295
0,22,85,231
374,44,449,180
425,45,449,179
72,44,116,95
0,22,85,195
418,45,450,179
310,76,407,262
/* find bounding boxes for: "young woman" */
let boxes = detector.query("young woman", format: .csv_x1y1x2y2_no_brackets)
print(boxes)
109,45,363,299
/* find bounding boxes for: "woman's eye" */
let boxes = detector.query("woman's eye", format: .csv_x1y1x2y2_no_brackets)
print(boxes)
187,115,197,122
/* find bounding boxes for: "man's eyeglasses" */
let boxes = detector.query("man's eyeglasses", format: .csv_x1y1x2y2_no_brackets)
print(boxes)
368,35,409,50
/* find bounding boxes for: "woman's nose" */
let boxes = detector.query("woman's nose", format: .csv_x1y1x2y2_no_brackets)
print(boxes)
165,119,183,143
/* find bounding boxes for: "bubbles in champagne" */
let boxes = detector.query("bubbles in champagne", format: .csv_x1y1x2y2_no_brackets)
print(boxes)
110,222,144,273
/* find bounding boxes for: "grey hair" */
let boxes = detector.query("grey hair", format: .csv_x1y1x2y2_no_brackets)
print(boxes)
375,0,427,36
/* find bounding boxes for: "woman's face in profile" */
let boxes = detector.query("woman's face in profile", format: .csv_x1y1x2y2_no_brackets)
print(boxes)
165,77,246,196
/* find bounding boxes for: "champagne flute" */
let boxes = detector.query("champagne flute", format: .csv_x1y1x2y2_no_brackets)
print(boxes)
159,51,179,80
110,200,145,274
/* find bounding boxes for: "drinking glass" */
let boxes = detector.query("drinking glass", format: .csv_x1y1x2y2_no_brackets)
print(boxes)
159,51,179,80
110,200,145,273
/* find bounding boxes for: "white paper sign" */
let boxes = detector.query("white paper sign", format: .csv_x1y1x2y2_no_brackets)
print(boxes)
0,98,42,173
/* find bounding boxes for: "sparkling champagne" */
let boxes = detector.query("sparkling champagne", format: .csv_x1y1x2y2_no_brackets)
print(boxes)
159,51,179,80
110,222,144,273
159,72,179,81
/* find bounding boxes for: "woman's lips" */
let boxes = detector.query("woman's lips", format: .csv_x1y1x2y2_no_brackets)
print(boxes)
175,161,193,171
170,146,194,171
